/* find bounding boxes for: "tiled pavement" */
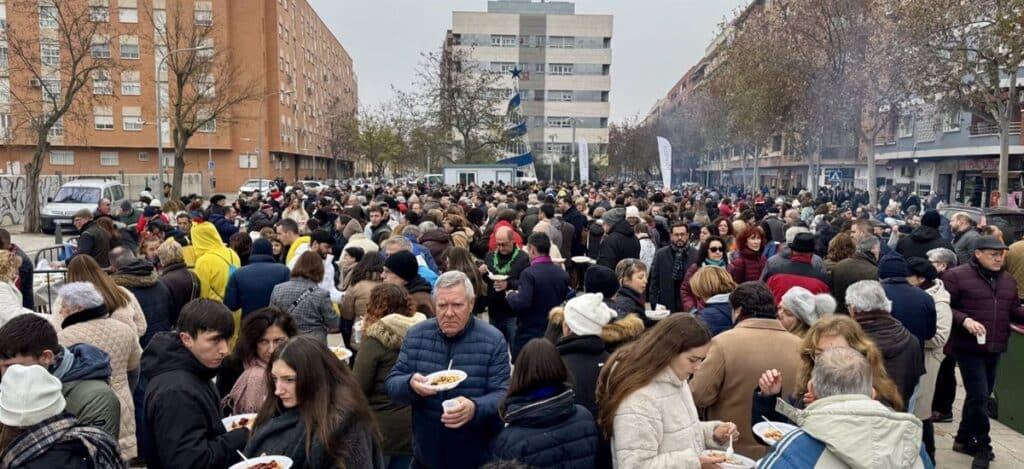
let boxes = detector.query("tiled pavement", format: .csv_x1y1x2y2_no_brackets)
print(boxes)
934,372,1024,468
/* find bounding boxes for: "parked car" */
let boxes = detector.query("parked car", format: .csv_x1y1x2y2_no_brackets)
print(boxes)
937,204,1024,241
238,178,275,197
41,178,128,234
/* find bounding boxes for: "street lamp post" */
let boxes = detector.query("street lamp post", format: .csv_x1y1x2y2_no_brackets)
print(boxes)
257,90,293,191
548,134,556,183
156,45,213,194
570,118,577,183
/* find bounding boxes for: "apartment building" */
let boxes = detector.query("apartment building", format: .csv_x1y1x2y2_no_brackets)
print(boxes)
447,0,612,168
0,0,356,196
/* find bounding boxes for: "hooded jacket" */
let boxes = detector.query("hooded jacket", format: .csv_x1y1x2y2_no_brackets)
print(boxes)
405,275,436,318
897,225,953,261
600,313,645,353
223,253,291,318
352,313,426,456
419,229,452,272
141,332,249,469
853,310,925,405
207,212,239,244
191,221,241,302
112,258,173,348
596,218,640,270
697,293,733,336
493,388,599,469
758,395,932,469
56,344,121,439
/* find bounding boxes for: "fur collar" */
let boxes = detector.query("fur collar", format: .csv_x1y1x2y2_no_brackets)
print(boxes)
601,313,645,346
365,313,426,350
110,271,159,288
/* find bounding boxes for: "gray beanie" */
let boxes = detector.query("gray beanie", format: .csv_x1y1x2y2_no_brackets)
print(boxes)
781,286,836,327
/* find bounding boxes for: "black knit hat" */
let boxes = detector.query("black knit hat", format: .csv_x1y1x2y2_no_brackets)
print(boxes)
384,250,419,282
907,257,938,282
584,265,619,299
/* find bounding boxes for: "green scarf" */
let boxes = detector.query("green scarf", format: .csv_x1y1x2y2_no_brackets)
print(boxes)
703,257,727,268
492,247,521,275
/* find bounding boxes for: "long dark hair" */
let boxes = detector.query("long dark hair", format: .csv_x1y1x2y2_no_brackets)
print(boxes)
229,307,296,366
255,336,379,467
500,339,569,419
697,235,727,264
348,254,383,285
596,314,711,437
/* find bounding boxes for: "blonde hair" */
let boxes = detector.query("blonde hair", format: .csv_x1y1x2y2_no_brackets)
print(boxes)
690,266,736,300
157,239,185,266
0,251,21,283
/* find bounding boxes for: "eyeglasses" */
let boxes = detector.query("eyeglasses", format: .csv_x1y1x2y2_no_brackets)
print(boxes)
708,246,723,253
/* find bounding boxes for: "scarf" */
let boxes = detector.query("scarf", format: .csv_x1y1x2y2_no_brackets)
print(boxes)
530,255,552,266
49,346,74,380
491,247,521,275
703,257,727,268
222,358,269,415
671,245,687,281
60,305,110,330
0,413,126,469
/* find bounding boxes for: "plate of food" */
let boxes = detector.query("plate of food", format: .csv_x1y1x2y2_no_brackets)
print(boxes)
700,450,756,469
329,346,352,361
570,256,594,264
221,413,257,431
424,369,468,391
488,273,509,282
551,257,566,264
645,310,671,321
228,455,294,469
753,421,798,445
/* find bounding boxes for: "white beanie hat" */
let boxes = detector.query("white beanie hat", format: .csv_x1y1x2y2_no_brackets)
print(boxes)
0,364,66,427
625,206,640,219
564,293,617,336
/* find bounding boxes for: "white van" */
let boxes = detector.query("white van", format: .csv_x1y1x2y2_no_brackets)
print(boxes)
40,178,128,233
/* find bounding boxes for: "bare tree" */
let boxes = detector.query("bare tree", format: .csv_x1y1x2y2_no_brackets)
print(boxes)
146,2,261,200
324,97,358,180
6,0,117,232
414,47,509,163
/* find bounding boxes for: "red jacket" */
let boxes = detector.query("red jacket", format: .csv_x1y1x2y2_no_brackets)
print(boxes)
728,248,767,284
763,253,831,304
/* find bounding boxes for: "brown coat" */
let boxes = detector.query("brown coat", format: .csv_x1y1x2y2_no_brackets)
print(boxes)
689,318,802,458
340,279,380,321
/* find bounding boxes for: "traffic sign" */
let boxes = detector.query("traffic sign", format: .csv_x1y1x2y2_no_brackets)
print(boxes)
208,160,215,170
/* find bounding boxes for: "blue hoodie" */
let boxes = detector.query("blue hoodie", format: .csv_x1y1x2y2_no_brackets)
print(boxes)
404,234,440,274
54,343,113,382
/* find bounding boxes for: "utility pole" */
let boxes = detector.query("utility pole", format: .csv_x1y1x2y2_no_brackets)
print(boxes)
156,46,212,193
548,134,556,183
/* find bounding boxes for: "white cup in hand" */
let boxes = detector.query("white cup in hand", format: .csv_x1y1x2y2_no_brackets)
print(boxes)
442,398,460,415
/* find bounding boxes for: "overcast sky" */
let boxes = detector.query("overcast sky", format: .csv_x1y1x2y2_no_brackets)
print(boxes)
308,0,749,121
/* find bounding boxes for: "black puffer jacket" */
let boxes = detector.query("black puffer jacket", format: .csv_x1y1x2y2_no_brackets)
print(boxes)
609,285,645,321
141,332,249,469
112,258,172,348
596,219,640,269
896,225,954,261
556,334,608,417
492,388,599,469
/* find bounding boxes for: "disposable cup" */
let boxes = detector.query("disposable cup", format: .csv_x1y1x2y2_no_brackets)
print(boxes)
442,399,460,414
977,334,986,345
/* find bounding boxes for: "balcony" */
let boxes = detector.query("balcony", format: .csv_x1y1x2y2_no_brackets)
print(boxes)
969,120,1022,137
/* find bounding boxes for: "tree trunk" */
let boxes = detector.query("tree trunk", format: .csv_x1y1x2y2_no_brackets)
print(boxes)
172,145,187,201
866,137,878,209
24,137,48,233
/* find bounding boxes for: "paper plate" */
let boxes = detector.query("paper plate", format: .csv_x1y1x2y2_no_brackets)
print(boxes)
645,310,671,321
551,257,566,263
570,256,594,264
700,450,756,469
423,369,468,391
753,421,798,445
488,273,509,281
221,413,257,431
228,455,294,469
329,346,352,361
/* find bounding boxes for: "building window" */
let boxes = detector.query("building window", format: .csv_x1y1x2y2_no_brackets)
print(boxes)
99,151,119,166
943,110,961,132
121,71,141,95
41,42,60,65
197,38,213,59
0,113,10,139
120,36,139,59
548,36,575,49
41,79,60,101
198,111,215,133
771,134,783,153
90,36,111,58
493,62,516,74
92,70,113,95
94,106,114,130
0,44,7,69
239,153,257,168
547,116,572,128
898,114,914,138
0,79,6,106
118,7,137,23
122,106,143,131
198,74,215,98
39,5,58,28
458,172,476,185
50,150,73,165
549,63,573,75
551,90,573,102
491,35,516,47
194,0,213,26
89,6,109,22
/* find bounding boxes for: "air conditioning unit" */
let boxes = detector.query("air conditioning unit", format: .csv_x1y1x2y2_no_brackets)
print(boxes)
29,79,42,88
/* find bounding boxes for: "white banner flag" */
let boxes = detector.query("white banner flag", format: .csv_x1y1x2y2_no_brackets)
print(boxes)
578,137,590,184
657,136,672,188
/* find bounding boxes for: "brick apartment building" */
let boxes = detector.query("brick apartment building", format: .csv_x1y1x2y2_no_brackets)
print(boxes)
0,0,357,197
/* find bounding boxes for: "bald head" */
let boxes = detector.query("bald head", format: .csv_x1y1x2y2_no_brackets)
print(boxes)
495,226,515,255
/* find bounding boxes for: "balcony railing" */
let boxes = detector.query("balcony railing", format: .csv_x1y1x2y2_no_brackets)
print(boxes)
969,120,1022,137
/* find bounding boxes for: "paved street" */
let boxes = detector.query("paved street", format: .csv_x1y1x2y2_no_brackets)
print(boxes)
936,370,1024,468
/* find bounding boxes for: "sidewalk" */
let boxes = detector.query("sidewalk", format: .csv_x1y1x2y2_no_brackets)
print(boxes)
934,371,1024,468
6,225,67,256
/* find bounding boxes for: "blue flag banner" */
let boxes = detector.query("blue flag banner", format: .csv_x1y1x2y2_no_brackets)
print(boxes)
505,122,527,138
496,151,534,167
507,92,521,111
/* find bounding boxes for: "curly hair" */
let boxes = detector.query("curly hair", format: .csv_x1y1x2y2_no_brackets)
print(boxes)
826,232,855,263
364,283,415,328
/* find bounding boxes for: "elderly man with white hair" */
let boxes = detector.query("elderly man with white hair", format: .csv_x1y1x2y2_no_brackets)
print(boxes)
55,281,142,460
758,347,933,468
845,280,925,412
385,271,511,469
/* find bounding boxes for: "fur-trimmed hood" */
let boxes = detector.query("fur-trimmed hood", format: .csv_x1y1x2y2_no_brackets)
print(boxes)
364,312,427,350
110,259,159,288
600,313,645,347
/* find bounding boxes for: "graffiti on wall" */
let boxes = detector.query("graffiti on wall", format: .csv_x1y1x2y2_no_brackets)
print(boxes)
0,176,63,226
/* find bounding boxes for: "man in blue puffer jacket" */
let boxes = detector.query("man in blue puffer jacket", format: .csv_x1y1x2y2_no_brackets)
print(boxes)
386,271,511,469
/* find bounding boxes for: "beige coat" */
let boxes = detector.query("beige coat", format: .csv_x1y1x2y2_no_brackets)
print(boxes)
913,279,953,420
612,367,724,469
51,285,148,337
58,315,143,459
341,279,380,321
690,318,802,458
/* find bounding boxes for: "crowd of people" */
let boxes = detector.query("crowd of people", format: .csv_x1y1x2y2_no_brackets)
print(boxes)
0,178,1021,469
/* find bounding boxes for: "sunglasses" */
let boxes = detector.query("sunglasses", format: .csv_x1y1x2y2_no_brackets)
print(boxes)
708,246,723,253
